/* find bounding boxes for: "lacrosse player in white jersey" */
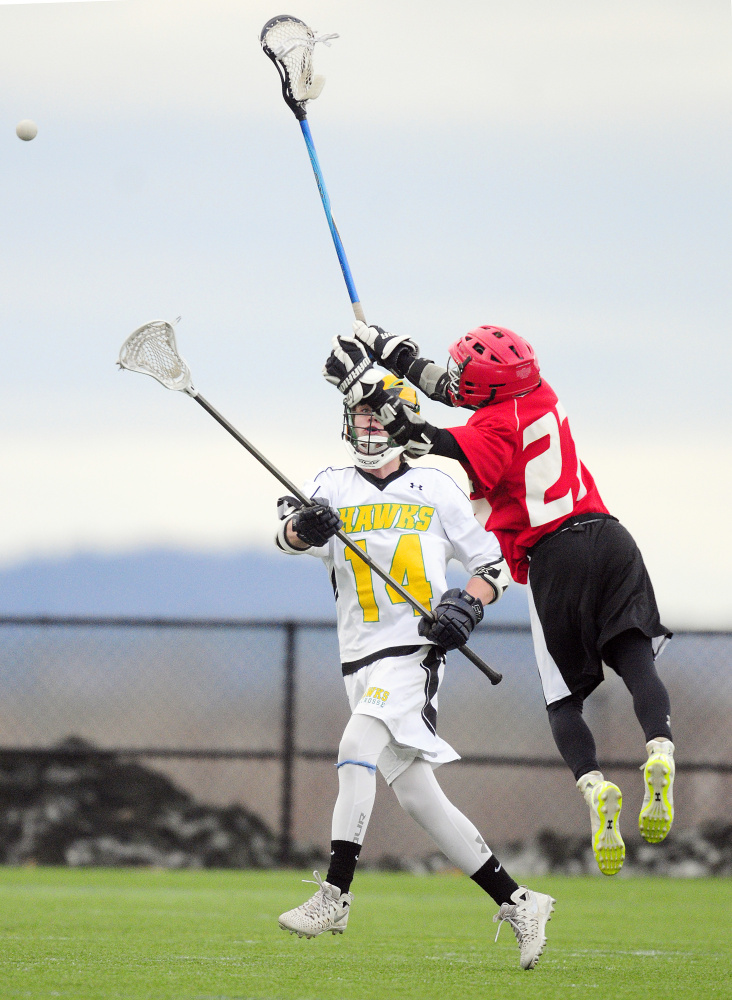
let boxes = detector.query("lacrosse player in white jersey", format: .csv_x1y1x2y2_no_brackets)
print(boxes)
274,375,554,971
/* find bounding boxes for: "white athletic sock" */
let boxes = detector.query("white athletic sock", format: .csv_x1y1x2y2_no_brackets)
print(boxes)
391,758,493,876
331,714,392,844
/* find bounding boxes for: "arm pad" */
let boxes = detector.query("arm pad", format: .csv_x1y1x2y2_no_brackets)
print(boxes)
275,495,308,554
405,357,454,406
472,558,512,603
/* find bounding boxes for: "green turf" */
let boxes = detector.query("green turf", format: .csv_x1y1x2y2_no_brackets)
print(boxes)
0,866,729,999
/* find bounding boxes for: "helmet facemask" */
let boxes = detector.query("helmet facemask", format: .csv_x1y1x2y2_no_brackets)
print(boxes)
342,402,405,470
342,375,420,470
446,355,471,405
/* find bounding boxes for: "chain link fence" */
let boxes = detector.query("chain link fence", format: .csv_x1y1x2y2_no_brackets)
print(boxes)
1,616,730,863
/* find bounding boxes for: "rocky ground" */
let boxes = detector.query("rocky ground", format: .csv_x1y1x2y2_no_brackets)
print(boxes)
0,738,323,869
1,739,729,876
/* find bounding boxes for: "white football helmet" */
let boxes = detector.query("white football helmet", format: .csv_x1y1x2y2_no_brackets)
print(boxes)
342,374,420,470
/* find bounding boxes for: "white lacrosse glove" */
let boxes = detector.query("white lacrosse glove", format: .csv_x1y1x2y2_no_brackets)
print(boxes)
323,335,384,406
352,321,419,378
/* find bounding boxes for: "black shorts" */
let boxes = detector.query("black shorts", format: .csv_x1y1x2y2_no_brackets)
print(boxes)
527,515,671,704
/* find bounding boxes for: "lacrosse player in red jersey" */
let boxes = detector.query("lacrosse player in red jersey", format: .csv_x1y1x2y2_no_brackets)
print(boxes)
323,325,676,878
274,374,554,970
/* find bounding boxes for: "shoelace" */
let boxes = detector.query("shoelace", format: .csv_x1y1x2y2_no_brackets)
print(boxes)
299,872,336,917
493,905,537,945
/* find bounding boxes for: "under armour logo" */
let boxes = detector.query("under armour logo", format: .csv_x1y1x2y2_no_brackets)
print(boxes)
607,820,613,829
410,482,423,490
475,835,489,854
655,793,661,802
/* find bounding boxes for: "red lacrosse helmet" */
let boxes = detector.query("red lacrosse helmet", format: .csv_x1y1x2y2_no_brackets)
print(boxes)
447,326,541,406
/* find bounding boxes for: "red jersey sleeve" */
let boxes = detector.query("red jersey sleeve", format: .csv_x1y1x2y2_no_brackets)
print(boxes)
448,409,518,491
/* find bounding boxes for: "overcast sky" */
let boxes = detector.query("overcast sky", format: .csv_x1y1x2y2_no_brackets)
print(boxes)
0,0,730,627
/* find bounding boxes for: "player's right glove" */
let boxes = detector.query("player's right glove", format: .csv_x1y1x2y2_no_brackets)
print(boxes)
418,589,484,650
290,502,342,547
351,321,419,378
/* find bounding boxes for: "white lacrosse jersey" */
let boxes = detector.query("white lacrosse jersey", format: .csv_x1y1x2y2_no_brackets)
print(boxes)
289,464,503,668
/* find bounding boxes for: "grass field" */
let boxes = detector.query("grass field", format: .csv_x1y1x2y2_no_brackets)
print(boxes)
1,867,730,1000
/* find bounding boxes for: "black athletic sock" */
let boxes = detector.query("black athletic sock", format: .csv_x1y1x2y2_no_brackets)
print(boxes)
326,840,361,894
470,857,520,905
546,693,600,781
603,629,673,743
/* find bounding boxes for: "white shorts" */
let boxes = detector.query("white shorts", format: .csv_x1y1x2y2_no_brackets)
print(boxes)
343,645,460,785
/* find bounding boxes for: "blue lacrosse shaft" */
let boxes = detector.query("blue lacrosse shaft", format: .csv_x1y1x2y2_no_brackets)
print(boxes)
299,118,365,321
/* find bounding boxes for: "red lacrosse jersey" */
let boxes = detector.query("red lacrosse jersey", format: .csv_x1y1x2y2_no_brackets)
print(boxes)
448,380,609,584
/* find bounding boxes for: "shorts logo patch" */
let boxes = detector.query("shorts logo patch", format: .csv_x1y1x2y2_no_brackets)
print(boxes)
361,686,390,707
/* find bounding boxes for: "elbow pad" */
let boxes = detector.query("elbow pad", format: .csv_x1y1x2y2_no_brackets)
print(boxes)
275,495,308,555
474,558,512,603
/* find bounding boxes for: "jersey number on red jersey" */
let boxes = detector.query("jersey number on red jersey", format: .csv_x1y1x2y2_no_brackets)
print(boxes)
523,403,587,527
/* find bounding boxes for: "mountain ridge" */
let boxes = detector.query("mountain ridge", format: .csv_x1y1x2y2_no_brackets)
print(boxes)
0,550,530,623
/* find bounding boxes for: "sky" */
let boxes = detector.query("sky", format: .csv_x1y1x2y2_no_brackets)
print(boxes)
0,0,730,627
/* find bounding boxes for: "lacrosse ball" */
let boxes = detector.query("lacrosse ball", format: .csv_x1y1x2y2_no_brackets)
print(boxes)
16,120,38,141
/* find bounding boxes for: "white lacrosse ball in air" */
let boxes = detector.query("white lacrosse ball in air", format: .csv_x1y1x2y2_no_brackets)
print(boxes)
16,120,38,141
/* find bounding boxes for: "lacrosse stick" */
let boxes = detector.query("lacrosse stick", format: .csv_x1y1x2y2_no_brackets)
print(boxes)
260,15,366,324
117,320,502,684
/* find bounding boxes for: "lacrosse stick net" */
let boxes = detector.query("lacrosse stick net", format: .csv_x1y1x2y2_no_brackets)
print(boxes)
260,15,337,119
117,320,196,395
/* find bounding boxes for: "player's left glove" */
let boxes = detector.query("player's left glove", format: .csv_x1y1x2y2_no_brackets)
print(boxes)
418,589,484,650
369,392,440,457
290,501,342,547
323,335,384,406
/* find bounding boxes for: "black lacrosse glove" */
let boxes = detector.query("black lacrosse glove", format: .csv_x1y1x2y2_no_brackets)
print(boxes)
290,502,342,547
323,335,384,405
418,589,484,650
351,321,419,378
368,392,440,457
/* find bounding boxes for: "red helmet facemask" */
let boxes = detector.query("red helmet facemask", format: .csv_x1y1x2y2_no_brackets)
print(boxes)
447,326,541,406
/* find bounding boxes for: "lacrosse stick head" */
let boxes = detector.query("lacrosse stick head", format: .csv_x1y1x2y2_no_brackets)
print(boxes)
260,15,336,120
117,320,196,395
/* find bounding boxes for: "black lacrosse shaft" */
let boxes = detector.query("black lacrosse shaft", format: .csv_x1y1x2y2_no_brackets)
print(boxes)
192,392,501,684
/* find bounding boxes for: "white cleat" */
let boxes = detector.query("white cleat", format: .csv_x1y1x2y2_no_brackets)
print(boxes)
639,739,675,844
577,770,625,876
278,871,353,939
493,886,555,970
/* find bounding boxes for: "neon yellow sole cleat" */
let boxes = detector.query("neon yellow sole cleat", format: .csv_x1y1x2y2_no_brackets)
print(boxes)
639,744,675,844
589,781,625,876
